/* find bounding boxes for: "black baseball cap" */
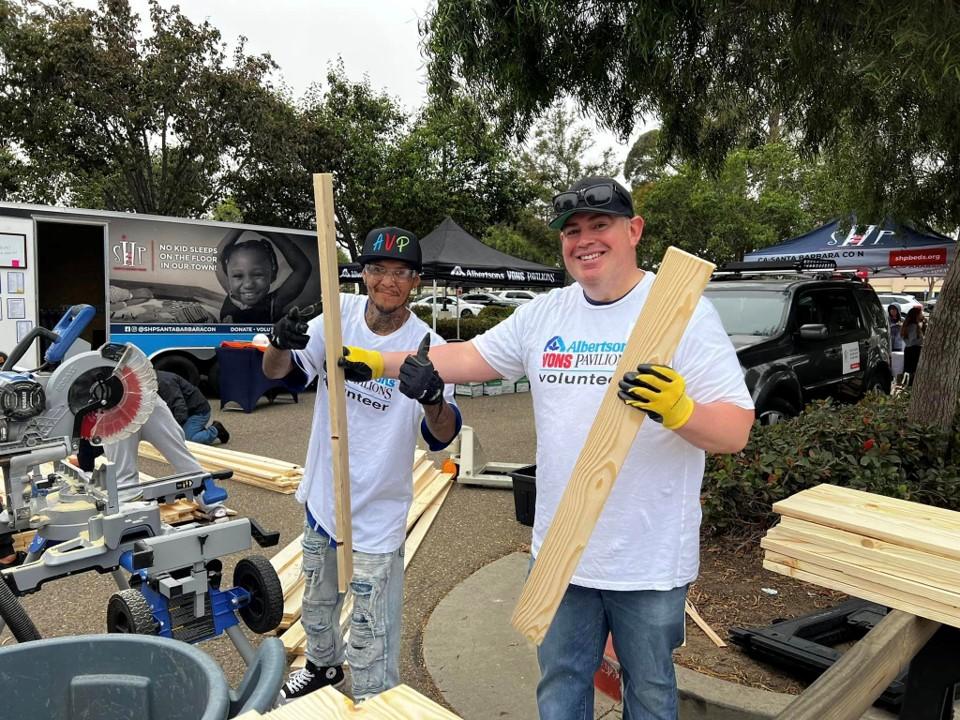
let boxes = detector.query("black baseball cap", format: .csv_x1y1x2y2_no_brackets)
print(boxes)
357,226,422,272
549,176,635,230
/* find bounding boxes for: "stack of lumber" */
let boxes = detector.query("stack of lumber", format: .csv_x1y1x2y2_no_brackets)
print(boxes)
139,441,302,494
762,484,960,628
274,449,454,666
234,683,461,719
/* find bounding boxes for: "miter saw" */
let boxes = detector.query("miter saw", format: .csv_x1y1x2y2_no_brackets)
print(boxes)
0,305,283,665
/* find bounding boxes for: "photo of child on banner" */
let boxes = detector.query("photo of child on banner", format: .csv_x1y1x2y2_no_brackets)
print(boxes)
107,218,319,328
216,230,311,323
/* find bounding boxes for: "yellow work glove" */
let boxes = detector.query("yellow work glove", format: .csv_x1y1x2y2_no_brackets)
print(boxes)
338,346,384,383
617,363,695,430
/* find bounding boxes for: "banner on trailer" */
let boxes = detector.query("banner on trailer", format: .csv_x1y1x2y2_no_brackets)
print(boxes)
107,219,321,329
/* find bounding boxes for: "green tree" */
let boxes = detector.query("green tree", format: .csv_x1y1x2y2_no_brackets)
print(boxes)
384,94,535,242
0,0,291,216
636,143,847,268
623,129,669,188
424,0,960,430
236,68,534,261
482,209,563,268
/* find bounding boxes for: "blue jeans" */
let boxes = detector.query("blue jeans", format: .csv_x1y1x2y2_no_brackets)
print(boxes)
300,520,404,700
182,411,218,444
537,579,688,720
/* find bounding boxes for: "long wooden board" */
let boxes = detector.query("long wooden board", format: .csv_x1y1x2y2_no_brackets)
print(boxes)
773,484,960,560
773,609,939,720
774,517,960,588
511,246,715,644
313,172,353,592
762,536,960,608
281,471,454,655
251,683,461,719
763,555,960,628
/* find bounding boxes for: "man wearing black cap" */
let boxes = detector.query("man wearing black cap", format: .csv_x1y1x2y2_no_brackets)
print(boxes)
338,178,754,718
262,226,461,703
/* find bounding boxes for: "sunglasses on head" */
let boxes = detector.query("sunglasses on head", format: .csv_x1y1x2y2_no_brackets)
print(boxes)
552,183,617,215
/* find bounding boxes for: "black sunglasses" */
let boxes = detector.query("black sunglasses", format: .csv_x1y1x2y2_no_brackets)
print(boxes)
552,183,617,214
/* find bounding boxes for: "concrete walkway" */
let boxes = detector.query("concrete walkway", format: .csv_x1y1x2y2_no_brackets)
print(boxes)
423,552,620,719
423,552,904,720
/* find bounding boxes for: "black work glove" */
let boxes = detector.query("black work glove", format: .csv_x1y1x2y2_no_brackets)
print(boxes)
399,334,444,405
269,307,310,350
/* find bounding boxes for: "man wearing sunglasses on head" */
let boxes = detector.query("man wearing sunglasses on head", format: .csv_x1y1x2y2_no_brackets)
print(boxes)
262,225,461,704
334,177,754,719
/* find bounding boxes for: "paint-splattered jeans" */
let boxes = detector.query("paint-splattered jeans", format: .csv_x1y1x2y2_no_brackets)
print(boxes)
300,520,404,700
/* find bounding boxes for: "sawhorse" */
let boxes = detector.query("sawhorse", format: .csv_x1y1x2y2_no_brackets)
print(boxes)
776,610,958,719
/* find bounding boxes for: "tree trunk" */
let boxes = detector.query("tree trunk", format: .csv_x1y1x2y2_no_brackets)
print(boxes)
908,257,960,429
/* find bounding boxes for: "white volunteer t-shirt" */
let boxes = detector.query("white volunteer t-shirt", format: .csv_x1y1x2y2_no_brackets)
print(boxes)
292,294,456,554
473,274,753,590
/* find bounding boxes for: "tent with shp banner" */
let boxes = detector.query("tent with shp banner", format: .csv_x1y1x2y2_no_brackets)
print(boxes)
338,216,565,289
743,218,957,278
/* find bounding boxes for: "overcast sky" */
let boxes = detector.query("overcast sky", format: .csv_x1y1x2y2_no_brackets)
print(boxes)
75,0,650,170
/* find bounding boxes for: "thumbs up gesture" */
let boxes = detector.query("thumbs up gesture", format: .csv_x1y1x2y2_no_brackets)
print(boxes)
399,334,445,405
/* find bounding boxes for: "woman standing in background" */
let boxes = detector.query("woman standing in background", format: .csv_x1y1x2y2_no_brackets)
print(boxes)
887,304,904,352
900,306,924,385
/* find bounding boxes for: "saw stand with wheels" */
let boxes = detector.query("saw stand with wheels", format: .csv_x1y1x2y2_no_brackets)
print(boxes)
0,304,284,661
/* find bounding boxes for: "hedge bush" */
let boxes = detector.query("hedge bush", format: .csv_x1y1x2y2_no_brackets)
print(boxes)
408,304,514,341
703,392,960,535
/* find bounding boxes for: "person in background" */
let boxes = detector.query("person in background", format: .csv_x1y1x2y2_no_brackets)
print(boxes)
900,306,924,385
157,370,228,445
336,177,754,719
217,231,311,324
887,304,904,352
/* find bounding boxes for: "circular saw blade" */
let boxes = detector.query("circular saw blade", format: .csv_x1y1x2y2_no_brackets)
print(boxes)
85,344,157,445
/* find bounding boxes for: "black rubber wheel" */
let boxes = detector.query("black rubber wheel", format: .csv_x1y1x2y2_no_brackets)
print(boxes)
234,555,284,634
461,310,474,318
107,589,158,635
863,371,891,395
756,397,798,426
153,354,201,388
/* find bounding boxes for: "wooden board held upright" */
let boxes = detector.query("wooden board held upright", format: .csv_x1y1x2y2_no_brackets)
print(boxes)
511,246,715,644
313,172,353,592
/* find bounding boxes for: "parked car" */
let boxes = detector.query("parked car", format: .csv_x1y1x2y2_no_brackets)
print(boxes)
876,293,922,315
460,291,520,307
410,295,484,319
705,261,892,425
497,289,540,304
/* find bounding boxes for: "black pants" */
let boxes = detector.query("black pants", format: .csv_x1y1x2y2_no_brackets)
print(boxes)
904,345,922,385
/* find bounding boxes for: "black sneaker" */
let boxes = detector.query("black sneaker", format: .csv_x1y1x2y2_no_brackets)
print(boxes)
211,421,230,444
279,661,344,703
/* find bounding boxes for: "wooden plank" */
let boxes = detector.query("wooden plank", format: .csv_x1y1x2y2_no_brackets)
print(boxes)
281,471,453,657
511,247,715,644
684,600,726,648
773,484,960,561
763,556,960,628
763,536,960,608
774,517,960,589
257,683,461,718
773,609,939,720
313,172,353,593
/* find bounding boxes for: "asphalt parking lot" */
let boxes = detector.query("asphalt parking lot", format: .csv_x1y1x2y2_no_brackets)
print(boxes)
5,389,537,708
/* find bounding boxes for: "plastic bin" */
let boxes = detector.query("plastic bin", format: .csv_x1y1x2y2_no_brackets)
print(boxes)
0,634,233,720
510,464,536,527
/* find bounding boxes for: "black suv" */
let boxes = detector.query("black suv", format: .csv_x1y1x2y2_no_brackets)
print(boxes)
703,260,892,425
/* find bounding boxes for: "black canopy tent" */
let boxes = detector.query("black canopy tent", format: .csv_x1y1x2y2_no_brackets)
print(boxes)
337,216,564,288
